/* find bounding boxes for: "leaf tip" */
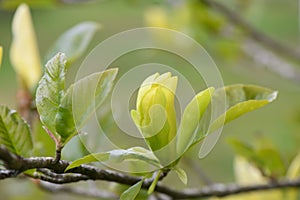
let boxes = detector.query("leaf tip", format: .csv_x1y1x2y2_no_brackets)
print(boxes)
109,67,119,76
267,91,278,102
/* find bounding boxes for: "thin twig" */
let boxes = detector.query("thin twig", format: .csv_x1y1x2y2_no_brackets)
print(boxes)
242,39,300,82
200,0,300,62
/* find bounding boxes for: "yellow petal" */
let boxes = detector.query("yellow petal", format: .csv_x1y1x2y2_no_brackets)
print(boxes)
10,3,41,89
137,73,159,109
0,46,2,68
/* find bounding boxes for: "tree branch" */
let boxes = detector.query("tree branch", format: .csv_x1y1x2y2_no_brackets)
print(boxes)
242,39,300,82
200,0,300,62
0,169,19,179
2,145,300,199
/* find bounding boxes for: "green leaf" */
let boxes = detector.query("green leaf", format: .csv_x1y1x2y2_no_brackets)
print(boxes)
72,68,118,129
55,85,75,144
56,69,117,144
45,21,100,65
0,106,33,157
65,152,110,171
65,147,160,171
176,87,214,155
37,52,117,144
209,84,278,133
173,166,188,185
120,180,144,200
36,52,67,138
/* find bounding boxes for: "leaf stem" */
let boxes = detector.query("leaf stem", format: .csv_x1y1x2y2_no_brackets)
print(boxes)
43,127,62,163
148,170,162,194
53,144,63,164
43,126,58,145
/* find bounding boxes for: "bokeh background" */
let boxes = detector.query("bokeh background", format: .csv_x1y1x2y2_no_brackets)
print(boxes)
0,0,300,199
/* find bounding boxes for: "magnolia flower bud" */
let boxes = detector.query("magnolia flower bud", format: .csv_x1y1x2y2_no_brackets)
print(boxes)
131,72,177,152
10,4,41,90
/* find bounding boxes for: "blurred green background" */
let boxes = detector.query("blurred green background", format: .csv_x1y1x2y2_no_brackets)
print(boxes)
0,0,300,199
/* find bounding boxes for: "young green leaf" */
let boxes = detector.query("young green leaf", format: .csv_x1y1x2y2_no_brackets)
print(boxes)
45,21,100,65
54,85,76,144
72,68,118,130
37,54,117,145
65,152,110,171
65,147,160,171
176,87,214,155
195,84,277,158
120,180,144,200
56,68,117,144
36,52,67,138
0,106,33,157
208,84,278,133
173,166,188,185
